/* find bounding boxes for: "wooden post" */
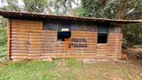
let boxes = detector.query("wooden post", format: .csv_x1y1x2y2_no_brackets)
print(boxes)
7,19,11,60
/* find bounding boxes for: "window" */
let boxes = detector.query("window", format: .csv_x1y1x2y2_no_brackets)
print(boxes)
58,31,71,41
97,26,109,43
57,20,71,41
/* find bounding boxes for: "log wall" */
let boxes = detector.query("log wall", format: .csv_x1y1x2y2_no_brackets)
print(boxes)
96,34,122,59
9,19,122,60
10,19,43,60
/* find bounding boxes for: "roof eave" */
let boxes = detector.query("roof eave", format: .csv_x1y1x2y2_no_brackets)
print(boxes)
0,10,142,23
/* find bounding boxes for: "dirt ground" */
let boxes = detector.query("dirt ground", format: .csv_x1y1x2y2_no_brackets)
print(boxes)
123,47,142,66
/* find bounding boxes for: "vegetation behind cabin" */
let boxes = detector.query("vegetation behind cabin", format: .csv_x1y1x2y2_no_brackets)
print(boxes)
0,27,7,59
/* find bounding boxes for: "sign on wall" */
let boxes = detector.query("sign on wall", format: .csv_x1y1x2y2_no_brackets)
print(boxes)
63,37,87,51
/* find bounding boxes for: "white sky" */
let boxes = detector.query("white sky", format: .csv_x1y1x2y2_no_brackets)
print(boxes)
0,0,24,7
0,0,7,7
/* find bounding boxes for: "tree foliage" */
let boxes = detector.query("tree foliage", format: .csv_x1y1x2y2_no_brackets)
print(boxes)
81,0,142,19
48,0,80,15
0,0,21,28
0,0,80,15
122,23,142,45
81,0,142,46
0,0,21,11
23,0,47,13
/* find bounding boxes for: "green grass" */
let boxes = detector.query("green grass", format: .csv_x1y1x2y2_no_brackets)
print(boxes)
0,60,56,80
0,59,142,80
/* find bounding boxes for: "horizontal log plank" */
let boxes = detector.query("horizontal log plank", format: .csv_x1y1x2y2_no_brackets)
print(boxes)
11,56,27,59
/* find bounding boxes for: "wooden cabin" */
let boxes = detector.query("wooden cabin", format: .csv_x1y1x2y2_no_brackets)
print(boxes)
0,10,141,61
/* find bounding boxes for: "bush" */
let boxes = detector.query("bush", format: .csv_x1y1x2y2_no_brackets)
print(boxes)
122,23,142,46
0,27,7,59
0,27,7,46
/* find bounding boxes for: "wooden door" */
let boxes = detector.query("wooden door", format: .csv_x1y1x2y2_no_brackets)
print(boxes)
27,32,42,60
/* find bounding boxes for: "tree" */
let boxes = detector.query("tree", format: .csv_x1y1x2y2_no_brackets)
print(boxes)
23,0,48,13
0,16,7,27
4,0,21,11
48,0,80,15
81,0,142,19
122,23,142,46
81,0,106,17
0,0,21,28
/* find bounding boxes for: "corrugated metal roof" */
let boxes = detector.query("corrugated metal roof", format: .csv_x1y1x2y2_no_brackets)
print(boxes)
0,10,142,23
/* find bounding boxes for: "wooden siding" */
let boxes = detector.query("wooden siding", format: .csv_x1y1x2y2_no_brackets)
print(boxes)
9,19,122,60
10,19,43,60
96,33,122,59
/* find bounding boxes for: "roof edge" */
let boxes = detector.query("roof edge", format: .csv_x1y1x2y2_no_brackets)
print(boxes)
0,10,142,23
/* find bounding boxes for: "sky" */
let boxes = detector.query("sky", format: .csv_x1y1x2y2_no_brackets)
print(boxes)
0,0,24,7
0,0,7,7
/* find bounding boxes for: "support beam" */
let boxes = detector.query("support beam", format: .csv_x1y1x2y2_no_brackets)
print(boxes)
7,19,11,60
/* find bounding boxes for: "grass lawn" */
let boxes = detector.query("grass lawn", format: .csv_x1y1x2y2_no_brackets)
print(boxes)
0,59,142,80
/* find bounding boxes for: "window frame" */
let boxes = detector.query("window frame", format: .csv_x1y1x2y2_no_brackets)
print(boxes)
97,25,109,44
57,20,72,42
